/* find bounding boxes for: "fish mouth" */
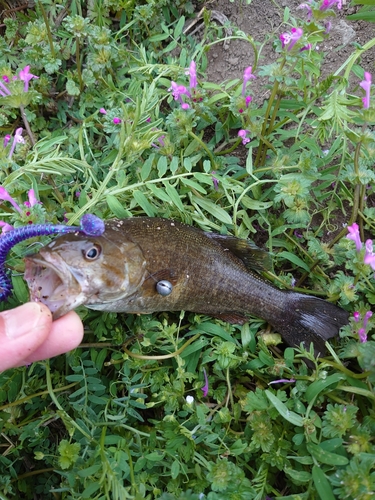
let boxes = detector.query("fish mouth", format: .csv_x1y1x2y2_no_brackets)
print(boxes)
24,252,89,320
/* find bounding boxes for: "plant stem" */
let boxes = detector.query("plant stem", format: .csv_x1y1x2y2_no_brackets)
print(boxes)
20,105,35,146
188,130,216,167
37,1,55,57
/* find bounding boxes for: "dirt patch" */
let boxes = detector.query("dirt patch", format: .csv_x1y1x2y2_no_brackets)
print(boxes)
199,0,375,86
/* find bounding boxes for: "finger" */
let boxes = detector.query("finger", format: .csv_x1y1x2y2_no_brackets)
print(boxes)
22,311,84,365
0,302,52,372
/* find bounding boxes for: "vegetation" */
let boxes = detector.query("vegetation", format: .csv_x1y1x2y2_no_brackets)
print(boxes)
0,0,375,498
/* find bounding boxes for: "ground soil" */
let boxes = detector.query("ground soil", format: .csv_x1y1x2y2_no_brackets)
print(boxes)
201,0,375,86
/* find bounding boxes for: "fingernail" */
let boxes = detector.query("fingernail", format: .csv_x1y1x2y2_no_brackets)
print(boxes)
3,303,45,339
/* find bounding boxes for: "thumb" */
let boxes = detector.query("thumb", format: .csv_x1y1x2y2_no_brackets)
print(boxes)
0,303,53,372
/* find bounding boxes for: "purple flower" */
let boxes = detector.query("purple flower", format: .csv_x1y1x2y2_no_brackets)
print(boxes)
18,65,38,92
99,107,107,114
358,328,367,343
346,223,362,252
300,43,312,52
211,172,219,191
238,129,251,145
168,81,191,109
0,78,11,97
201,368,209,397
289,28,304,51
242,66,256,96
363,311,373,328
113,117,121,124
280,28,304,50
364,239,375,270
3,134,11,148
0,221,14,233
26,189,39,207
188,60,197,89
353,311,360,323
325,21,332,33
269,378,296,385
2,75,9,83
8,127,25,159
360,71,371,109
245,95,252,107
0,186,22,213
75,191,81,198
297,3,313,22
320,0,341,10
151,135,166,149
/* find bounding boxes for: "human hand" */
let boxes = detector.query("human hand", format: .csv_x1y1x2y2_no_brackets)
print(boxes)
0,302,84,372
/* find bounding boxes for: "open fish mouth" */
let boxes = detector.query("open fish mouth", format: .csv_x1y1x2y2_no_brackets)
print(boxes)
24,253,89,319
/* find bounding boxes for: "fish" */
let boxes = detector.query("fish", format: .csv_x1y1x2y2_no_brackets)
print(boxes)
24,217,349,354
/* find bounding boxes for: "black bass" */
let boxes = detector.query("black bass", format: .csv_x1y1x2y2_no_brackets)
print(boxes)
24,217,349,354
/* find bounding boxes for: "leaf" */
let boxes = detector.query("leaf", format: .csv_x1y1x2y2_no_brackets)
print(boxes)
307,443,349,466
181,177,207,194
163,181,184,211
191,195,232,225
132,190,156,216
265,390,304,426
277,251,310,272
305,373,346,404
173,16,185,38
171,460,180,479
106,194,131,218
312,465,336,500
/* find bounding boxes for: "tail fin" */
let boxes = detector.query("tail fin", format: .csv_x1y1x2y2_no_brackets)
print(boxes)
271,293,349,356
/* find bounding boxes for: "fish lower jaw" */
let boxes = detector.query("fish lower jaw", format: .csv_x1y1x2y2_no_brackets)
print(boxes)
24,257,88,319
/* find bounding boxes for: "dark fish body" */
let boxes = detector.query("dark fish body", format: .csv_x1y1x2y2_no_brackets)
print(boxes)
24,217,349,354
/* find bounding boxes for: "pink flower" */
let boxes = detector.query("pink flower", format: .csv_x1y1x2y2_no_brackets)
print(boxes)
360,71,371,109
168,81,191,109
242,66,256,96
280,32,292,48
2,75,9,83
363,311,373,328
0,186,22,213
113,117,121,124
289,28,304,51
211,172,219,191
245,95,252,107
0,220,14,233
297,3,313,22
26,189,39,207
187,60,197,89
99,108,107,114
238,129,251,145
325,21,332,33
346,223,362,252
3,134,11,148
358,328,367,343
8,127,25,159
269,378,296,385
0,79,11,97
364,239,375,270
320,0,341,11
353,311,360,323
18,65,38,92
280,28,304,51
201,368,209,397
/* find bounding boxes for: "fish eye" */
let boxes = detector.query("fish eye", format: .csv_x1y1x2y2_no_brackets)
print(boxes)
83,244,101,261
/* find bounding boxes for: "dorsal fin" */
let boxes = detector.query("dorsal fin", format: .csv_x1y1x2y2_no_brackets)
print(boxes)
204,233,272,272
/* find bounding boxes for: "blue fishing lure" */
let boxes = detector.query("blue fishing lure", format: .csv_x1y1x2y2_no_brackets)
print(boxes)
0,214,105,301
